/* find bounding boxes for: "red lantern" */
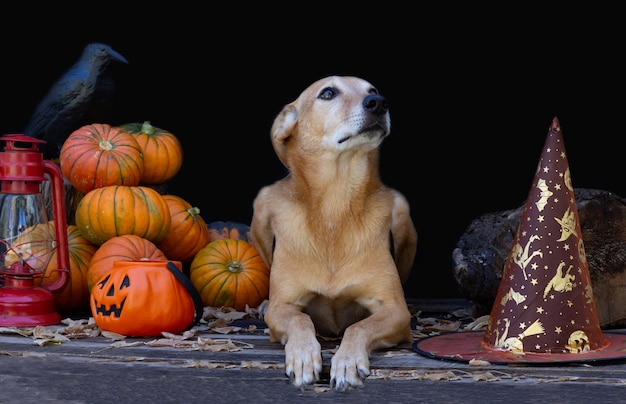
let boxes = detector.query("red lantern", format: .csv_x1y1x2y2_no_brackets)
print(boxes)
0,135,70,326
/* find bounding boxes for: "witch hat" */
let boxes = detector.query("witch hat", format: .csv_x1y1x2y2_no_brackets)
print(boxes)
414,117,626,364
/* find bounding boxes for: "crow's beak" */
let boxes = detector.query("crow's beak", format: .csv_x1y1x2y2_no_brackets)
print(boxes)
108,48,128,64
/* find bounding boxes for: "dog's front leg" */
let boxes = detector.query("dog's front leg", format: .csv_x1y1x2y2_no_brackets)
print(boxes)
265,304,322,388
329,304,412,391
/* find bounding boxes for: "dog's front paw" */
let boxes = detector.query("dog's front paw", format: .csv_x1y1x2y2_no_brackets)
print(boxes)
284,336,323,388
329,345,370,391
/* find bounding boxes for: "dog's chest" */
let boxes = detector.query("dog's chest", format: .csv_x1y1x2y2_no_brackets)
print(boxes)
275,194,392,258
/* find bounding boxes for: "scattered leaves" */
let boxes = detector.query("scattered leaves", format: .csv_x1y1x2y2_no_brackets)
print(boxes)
203,306,248,322
369,369,515,382
32,325,70,345
145,336,254,352
463,315,490,331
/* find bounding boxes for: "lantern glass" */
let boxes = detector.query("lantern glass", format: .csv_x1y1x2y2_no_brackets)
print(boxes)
0,191,53,273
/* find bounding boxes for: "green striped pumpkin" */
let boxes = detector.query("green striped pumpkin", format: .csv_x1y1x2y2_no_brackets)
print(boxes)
190,239,269,311
60,123,144,194
75,185,171,245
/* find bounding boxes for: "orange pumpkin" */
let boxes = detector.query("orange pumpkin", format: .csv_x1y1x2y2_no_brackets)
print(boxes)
59,123,144,194
207,221,252,242
90,260,198,336
157,195,210,262
3,221,98,313
117,121,183,185
87,234,167,292
75,185,172,245
190,239,269,311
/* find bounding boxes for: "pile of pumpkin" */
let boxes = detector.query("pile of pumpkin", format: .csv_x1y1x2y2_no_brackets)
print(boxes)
29,121,269,319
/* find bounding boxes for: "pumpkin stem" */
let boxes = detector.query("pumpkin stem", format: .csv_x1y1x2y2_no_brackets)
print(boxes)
188,207,201,217
98,139,114,151
141,121,155,135
227,261,243,274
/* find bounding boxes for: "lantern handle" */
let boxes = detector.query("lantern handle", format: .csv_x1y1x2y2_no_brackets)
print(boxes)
166,261,204,329
43,160,70,294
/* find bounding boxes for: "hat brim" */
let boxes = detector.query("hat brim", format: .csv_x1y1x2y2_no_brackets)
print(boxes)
413,331,626,364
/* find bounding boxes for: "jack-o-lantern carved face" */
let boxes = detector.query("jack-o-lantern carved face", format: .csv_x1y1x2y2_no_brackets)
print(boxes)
92,273,130,317
90,260,196,337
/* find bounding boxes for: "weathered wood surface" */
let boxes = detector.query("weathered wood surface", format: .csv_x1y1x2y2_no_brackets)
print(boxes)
453,188,626,328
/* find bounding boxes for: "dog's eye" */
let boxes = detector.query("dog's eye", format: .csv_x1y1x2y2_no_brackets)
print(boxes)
318,87,337,100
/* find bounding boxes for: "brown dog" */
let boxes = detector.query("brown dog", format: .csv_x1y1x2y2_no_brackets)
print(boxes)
250,76,417,391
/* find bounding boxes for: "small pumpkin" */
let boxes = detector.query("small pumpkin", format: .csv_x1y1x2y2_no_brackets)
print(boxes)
4,221,98,313
157,195,210,262
117,121,183,185
59,123,144,194
40,223,99,313
90,260,197,336
190,239,269,311
87,234,167,292
75,185,172,245
207,221,252,242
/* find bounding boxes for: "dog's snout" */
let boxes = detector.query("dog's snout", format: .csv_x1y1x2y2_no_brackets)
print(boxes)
363,94,388,116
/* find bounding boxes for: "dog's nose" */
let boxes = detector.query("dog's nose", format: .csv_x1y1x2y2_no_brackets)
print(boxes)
363,94,388,116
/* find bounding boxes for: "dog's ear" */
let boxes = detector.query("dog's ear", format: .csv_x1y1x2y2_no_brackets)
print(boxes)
270,104,298,169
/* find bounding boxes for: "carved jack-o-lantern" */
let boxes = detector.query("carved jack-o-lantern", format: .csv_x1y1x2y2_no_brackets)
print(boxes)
90,260,201,336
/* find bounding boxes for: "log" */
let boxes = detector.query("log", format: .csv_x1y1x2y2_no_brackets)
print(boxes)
453,188,626,328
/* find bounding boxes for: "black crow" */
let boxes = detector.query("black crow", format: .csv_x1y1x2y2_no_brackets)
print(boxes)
23,42,128,159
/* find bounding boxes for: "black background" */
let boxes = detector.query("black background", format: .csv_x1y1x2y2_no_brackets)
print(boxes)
2,6,624,298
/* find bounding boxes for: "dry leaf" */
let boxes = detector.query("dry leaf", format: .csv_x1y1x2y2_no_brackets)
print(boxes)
203,306,247,322
463,315,490,331
30,325,70,345
110,341,144,348
240,360,282,369
21,351,47,358
183,360,234,369
422,371,462,381
32,334,70,346
246,302,267,319
194,339,240,352
61,318,90,327
101,330,127,341
161,330,196,340
0,327,32,337
146,338,195,348
469,358,491,366
472,371,500,381
58,319,100,338
451,308,473,318
212,326,243,334
208,318,229,329
421,319,462,333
